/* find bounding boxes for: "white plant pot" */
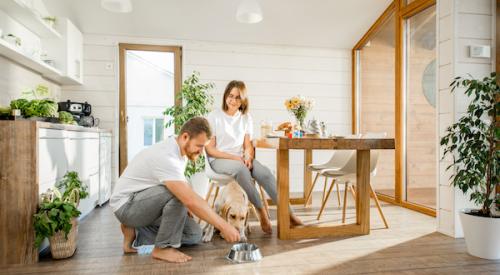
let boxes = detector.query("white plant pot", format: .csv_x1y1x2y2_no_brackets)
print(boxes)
188,172,210,197
459,209,500,260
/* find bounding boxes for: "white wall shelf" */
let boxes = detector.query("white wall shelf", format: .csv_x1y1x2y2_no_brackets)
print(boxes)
0,39,82,85
0,0,61,39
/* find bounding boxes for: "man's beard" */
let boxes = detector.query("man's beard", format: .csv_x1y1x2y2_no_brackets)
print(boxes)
183,145,200,161
186,152,199,161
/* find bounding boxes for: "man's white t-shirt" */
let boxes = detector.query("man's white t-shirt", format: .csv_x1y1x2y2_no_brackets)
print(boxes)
207,109,253,158
109,136,187,212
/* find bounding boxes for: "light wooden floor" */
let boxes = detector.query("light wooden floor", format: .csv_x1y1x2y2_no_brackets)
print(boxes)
378,187,436,209
3,193,499,275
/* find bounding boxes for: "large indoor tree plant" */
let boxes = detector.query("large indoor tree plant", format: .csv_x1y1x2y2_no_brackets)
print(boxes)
440,72,499,259
164,71,214,194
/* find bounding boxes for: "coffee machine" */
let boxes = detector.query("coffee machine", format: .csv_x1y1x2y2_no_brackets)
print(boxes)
58,100,99,127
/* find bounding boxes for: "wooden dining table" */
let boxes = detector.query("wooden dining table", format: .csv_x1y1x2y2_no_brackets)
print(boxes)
256,137,395,240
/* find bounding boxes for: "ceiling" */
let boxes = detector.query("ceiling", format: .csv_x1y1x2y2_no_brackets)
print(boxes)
43,0,393,49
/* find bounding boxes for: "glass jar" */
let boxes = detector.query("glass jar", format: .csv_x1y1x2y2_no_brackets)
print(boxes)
260,120,272,139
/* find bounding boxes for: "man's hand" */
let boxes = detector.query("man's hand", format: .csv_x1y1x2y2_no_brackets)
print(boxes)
220,224,240,243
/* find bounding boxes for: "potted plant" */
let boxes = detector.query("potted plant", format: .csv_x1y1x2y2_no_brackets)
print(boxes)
163,71,214,195
4,33,21,47
34,172,88,259
42,16,57,28
440,72,499,259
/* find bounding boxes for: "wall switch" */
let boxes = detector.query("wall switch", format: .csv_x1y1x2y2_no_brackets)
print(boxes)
469,45,490,58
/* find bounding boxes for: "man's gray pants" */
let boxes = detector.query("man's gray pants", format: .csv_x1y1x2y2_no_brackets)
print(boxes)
114,185,202,248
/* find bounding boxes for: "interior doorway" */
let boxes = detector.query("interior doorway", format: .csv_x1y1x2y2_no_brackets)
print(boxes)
118,44,181,175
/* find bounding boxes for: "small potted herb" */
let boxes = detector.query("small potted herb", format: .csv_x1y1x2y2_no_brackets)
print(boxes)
42,16,57,28
34,172,88,259
4,33,21,47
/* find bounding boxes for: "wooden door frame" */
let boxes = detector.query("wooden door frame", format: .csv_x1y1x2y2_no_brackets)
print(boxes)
351,0,436,216
118,43,182,175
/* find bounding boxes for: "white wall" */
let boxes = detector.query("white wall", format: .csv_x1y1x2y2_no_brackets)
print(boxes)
62,34,352,193
437,0,496,237
0,56,61,104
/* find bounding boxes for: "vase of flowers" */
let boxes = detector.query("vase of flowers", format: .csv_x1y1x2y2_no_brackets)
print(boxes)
284,95,314,130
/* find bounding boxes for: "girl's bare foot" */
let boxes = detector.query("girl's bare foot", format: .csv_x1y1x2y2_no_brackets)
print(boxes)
120,224,137,253
290,214,303,226
152,247,192,263
258,208,272,234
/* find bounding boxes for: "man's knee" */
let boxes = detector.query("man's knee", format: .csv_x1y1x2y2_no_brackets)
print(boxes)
162,197,187,216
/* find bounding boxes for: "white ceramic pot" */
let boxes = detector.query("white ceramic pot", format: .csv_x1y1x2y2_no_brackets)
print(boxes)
459,209,500,260
189,172,210,197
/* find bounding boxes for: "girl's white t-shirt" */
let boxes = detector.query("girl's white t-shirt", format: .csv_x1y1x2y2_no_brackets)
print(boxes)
207,109,254,158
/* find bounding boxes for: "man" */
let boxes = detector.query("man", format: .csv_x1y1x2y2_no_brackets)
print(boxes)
110,117,240,263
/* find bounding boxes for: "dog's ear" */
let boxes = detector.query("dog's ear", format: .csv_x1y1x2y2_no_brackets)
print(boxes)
221,204,232,220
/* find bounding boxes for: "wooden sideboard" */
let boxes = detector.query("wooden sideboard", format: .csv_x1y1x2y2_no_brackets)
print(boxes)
0,121,111,264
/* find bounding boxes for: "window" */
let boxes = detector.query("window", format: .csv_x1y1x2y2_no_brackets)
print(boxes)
143,117,164,146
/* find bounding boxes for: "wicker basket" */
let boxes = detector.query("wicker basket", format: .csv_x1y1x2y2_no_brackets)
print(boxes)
49,218,78,259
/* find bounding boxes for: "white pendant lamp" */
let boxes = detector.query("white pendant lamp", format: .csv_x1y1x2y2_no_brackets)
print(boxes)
101,0,133,13
236,0,263,24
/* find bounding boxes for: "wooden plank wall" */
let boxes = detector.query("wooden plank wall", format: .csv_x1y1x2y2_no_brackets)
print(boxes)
63,35,353,193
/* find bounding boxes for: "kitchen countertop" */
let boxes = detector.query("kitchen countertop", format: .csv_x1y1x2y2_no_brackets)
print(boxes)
36,121,112,133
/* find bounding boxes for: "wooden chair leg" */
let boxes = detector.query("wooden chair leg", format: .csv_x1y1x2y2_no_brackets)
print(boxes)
321,176,328,204
199,181,215,224
349,185,356,201
211,186,220,208
249,203,259,221
335,182,341,207
316,179,336,220
304,172,321,207
370,184,389,228
342,182,348,223
205,181,214,201
259,185,270,219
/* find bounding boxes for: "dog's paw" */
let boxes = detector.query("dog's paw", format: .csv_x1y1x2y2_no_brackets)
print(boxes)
202,225,214,242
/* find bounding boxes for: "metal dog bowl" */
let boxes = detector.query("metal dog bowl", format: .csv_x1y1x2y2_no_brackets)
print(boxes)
226,243,263,263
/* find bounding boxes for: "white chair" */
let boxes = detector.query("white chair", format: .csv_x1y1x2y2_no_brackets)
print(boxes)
316,132,389,229
304,134,361,207
202,150,269,220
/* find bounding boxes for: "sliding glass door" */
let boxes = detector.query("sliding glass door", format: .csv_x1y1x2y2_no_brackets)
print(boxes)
353,0,437,215
356,11,397,199
404,5,437,209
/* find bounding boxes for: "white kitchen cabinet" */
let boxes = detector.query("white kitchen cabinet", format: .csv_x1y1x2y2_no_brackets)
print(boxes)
36,126,102,219
43,18,83,85
0,2,84,85
99,132,112,205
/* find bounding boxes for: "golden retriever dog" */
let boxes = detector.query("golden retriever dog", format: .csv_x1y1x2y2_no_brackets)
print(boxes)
202,181,250,242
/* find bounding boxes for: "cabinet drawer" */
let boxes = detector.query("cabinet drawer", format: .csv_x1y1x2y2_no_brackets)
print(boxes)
39,128,66,139
67,131,99,139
